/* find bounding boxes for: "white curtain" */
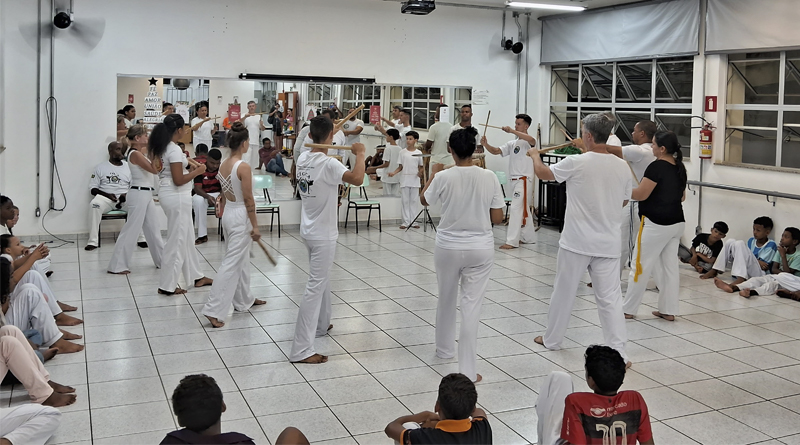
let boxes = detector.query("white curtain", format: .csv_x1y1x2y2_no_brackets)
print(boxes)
706,0,800,54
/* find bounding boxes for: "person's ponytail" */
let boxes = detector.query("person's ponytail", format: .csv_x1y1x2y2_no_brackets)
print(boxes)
148,114,184,159
654,131,687,185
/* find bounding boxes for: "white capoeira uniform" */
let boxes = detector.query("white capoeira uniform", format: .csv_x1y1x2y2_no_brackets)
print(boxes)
202,160,257,321
107,151,164,273
712,238,776,279
243,114,263,166
191,117,214,151
12,269,62,317
617,140,655,271
498,138,535,247
157,142,205,291
341,118,364,168
0,325,54,403
535,371,574,445
541,152,632,361
0,404,61,445
4,283,63,347
738,272,800,295
398,148,423,227
290,151,348,362
0,227,53,277
424,165,505,382
87,160,135,248
622,160,686,317
381,144,401,197
192,178,220,241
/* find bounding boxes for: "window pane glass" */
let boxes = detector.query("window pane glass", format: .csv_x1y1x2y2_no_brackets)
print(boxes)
655,110,692,158
782,111,800,168
549,107,578,144
785,51,800,105
726,109,778,166
402,87,413,100
582,65,614,102
413,87,428,100
551,67,579,102
455,88,472,102
617,63,652,102
430,87,441,99
655,59,693,102
727,53,780,105
615,110,651,145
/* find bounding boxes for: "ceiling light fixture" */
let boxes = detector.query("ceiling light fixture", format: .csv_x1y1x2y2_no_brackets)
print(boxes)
505,1,586,11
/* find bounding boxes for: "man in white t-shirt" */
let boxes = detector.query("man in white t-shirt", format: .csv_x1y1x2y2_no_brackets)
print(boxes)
531,112,633,367
380,105,403,128
448,105,484,154
375,109,411,149
85,141,132,251
482,114,536,249
606,121,657,272
290,116,366,364
239,100,265,166
341,110,364,168
425,104,454,174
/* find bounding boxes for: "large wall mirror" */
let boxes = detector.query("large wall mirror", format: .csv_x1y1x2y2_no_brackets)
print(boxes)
117,75,472,202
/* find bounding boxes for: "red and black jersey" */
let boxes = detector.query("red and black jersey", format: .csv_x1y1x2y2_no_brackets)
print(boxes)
194,168,221,193
562,391,652,445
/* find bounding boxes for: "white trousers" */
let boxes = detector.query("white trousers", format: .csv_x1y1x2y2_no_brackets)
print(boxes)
6,284,62,347
290,238,336,362
87,194,134,247
713,239,766,279
536,371,574,445
434,246,494,382
0,325,53,403
16,270,61,317
244,140,259,165
401,187,420,227
383,182,400,197
193,192,219,239
543,248,628,361
623,221,684,317
107,188,164,273
620,201,639,271
739,273,800,295
0,404,61,445
32,258,51,276
202,205,255,321
506,178,535,247
159,188,204,291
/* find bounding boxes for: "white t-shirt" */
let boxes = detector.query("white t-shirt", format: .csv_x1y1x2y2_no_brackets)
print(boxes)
89,161,132,195
0,224,9,235
296,151,348,241
300,130,347,160
396,124,410,150
622,142,655,184
500,138,533,179
549,151,633,258
427,121,453,165
342,119,364,146
294,125,311,161
124,118,132,128
159,142,192,192
398,148,423,188
607,134,622,147
382,144,402,184
243,114,262,143
191,117,214,142
424,166,505,250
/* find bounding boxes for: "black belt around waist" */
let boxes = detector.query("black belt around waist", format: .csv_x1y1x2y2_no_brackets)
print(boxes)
130,186,154,191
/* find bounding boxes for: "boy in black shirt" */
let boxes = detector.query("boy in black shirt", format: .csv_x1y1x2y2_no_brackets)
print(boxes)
385,373,491,445
679,221,728,277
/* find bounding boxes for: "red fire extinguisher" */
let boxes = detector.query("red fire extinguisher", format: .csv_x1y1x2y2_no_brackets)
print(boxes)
699,124,713,159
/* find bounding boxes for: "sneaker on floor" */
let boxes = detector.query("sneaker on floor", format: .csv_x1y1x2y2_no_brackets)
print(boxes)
137,241,148,248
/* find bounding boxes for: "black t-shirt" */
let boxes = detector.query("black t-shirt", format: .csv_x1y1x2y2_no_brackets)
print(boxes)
160,429,254,444
638,160,685,226
404,417,492,445
692,233,723,259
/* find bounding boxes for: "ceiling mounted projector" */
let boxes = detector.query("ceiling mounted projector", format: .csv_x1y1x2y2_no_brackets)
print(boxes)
401,0,435,15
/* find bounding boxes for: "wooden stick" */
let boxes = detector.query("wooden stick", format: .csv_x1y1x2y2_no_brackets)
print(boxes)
482,111,491,138
255,239,277,266
477,123,504,130
525,141,576,156
560,128,573,141
334,105,365,131
628,162,640,185
306,143,355,151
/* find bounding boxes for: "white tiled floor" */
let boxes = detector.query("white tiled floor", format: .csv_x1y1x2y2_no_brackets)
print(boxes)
7,223,800,444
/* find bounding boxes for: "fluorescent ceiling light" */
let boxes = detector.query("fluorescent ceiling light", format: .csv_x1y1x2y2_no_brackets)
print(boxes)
505,1,586,11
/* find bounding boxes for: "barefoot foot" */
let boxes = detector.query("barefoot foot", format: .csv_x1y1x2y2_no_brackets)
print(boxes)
499,244,517,250
59,329,82,340
52,338,84,353
624,313,635,319
57,301,78,312
652,311,675,321
626,361,633,370
205,315,225,328
474,374,483,383
41,391,77,407
252,299,266,306
107,270,131,275
55,313,83,326
714,277,735,293
292,354,328,364
533,335,545,346
194,277,213,288
48,380,75,394
42,348,59,362
158,287,186,295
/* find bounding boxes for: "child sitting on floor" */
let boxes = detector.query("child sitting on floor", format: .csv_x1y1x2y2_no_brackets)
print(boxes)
679,221,728,276
385,373,491,445
706,216,777,285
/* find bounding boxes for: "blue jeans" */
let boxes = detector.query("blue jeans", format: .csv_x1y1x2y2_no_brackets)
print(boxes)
267,156,289,176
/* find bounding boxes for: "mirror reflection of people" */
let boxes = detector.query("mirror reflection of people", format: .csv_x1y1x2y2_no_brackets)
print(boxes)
239,101,266,166
341,108,364,169
116,115,128,140
258,138,289,177
192,148,222,245
426,104,453,176
190,102,215,152
448,105,483,154
269,105,284,156
118,105,136,127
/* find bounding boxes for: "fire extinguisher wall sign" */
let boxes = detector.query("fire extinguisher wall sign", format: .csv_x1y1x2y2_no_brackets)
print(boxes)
700,124,713,159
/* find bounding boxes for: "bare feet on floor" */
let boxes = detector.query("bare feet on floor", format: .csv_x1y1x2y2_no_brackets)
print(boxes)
59,329,82,340
699,269,717,280
205,315,225,328
714,277,735,293
624,314,635,319
48,380,75,394
474,374,483,383
158,287,187,295
739,289,756,298
252,299,266,306
626,361,633,370
42,391,77,407
777,289,800,301
399,226,407,230
194,277,214,287
292,353,328,364
55,313,83,326
107,270,131,275
52,338,84,353
499,244,517,250
534,335,544,346
57,301,78,312
42,348,59,362
652,311,675,321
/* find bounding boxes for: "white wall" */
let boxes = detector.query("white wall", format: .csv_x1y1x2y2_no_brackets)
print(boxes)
1,0,524,236
207,79,256,124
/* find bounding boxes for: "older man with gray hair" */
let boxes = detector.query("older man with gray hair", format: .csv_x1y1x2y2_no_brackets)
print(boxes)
530,112,634,367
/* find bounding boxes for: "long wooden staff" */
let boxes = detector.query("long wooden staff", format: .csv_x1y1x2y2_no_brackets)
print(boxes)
483,111,491,137
334,105,365,131
477,123,503,130
255,239,277,266
526,141,579,156
306,143,356,151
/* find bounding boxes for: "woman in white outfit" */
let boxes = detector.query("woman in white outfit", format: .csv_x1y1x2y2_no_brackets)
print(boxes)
202,122,265,328
420,127,505,383
190,101,215,152
623,131,687,321
108,125,165,274
148,114,213,295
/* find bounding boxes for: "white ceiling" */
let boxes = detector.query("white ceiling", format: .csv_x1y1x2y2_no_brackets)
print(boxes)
386,0,644,16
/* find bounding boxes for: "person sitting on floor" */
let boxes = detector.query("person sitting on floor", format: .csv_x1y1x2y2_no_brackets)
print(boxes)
1,197,55,279
710,216,778,288
0,404,62,445
259,138,290,176
194,143,210,164
536,345,654,445
715,227,800,299
85,142,132,251
679,221,728,277
192,148,222,245
385,373,491,445
161,374,310,445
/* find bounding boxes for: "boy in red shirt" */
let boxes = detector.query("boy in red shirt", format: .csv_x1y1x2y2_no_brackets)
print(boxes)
537,345,654,445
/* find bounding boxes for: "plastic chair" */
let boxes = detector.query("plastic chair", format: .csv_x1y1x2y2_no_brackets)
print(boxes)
494,171,513,220
344,174,381,233
252,174,281,237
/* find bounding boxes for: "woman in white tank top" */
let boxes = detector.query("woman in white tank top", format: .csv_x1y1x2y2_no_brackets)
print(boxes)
202,122,264,327
148,114,213,295
108,125,166,274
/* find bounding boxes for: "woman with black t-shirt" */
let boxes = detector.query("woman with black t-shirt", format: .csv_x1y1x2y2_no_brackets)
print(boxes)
623,131,687,321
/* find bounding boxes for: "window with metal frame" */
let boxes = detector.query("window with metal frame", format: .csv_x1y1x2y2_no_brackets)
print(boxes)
549,57,694,158
342,84,381,123
307,83,336,116
725,50,800,169
389,86,441,130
